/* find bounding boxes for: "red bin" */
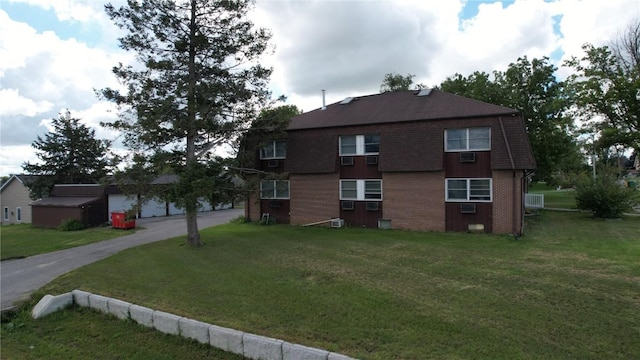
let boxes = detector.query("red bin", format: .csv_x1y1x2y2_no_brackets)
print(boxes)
111,212,125,229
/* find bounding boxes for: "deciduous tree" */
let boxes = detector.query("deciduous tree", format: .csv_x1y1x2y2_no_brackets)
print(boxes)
100,0,272,246
564,19,640,156
380,73,419,92
440,57,583,182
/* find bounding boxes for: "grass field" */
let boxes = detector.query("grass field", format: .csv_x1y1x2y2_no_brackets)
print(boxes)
0,224,135,260
0,307,242,360
528,183,578,209
2,211,639,359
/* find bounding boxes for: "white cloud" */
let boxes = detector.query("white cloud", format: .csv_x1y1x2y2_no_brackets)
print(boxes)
2,0,640,176
0,145,39,175
0,89,53,116
253,0,465,110
554,0,640,78
0,7,131,175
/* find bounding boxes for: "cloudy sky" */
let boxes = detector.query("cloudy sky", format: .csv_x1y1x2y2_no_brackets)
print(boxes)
1,0,639,176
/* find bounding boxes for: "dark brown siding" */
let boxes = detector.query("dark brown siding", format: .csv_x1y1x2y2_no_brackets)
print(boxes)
445,202,492,233
259,159,286,173
443,151,492,177
340,201,382,228
31,198,107,228
287,116,533,175
32,206,83,228
338,156,381,179
260,199,290,224
493,115,536,170
286,130,337,174
379,121,444,172
87,200,108,227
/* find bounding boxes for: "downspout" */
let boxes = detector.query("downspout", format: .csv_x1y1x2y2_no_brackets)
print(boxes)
499,116,518,236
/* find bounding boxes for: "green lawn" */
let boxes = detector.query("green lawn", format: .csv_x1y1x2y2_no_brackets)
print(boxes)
2,212,640,359
0,307,242,360
0,224,135,260
529,183,578,209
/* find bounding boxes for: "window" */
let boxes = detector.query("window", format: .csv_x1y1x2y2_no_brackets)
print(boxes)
3,207,8,221
339,134,380,155
260,180,290,199
16,207,22,222
340,180,358,199
340,136,357,155
364,135,380,153
340,179,383,201
364,180,382,199
260,140,286,159
445,127,490,151
446,178,492,202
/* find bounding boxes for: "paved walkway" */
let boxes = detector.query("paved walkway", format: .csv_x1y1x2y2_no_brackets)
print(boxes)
1,209,243,311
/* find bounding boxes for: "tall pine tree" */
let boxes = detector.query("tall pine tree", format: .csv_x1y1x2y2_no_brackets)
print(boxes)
100,0,272,246
22,110,113,199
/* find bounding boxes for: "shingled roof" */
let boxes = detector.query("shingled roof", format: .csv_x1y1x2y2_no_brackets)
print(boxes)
288,89,519,130
50,184,106,197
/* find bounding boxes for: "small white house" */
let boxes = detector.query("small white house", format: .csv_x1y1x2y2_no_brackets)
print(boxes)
0,175,40,225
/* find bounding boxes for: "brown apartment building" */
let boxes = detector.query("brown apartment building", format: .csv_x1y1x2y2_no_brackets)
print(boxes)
245,89,536,234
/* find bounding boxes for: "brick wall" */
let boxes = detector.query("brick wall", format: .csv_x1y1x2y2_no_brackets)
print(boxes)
382,172,446,231
289,173,340,226
492,170,524,234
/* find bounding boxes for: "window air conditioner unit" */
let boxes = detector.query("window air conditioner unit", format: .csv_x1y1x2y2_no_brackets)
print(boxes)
341,200,355,210
460,203,477,214
341,156,354,166
460,152,476,163
268,159,279,168
366,202,380,211
330,218,344,228
269,200,281,208
366,155,379,165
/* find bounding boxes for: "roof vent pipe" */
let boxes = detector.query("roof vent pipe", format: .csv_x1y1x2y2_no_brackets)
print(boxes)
321,90,326,110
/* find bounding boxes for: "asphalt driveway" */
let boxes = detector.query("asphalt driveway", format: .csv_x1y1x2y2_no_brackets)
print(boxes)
0,208,243,311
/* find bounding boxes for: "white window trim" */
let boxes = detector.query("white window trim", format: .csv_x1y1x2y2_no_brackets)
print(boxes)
444,127,491,152
445,178,493,202
340,179,383,201
260,180,290,199
339,135,380,156
3,207,8,221
260,140,287,160
16,207,22,222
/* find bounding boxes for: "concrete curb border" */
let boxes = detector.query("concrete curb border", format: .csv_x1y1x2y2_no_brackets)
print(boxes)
32,290,358,360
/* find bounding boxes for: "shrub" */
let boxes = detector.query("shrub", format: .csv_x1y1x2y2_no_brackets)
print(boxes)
58,218,85,231
575,172,636,218
230,215,249,224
